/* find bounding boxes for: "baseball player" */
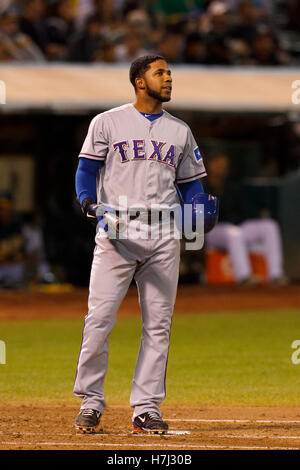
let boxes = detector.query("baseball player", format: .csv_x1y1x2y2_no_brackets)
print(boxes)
73,55,214,434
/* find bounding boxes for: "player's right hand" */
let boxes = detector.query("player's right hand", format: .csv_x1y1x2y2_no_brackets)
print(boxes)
81,198,98,225
81,198,108,231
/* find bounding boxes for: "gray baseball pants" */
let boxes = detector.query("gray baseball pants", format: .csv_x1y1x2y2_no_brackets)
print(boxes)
73,225,180,419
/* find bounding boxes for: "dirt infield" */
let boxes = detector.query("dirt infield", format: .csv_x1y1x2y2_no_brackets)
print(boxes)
1,404,300,450
0,284,300,321
1,285,300,450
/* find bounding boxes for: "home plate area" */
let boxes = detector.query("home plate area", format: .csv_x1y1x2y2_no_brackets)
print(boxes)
131,430,191,436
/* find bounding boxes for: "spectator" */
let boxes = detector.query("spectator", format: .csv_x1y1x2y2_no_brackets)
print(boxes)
183,32,208,64
94,37,117,62
286,0,300,33
121,1,143,16
125,8,152,43
93,0,119,24
146,0,207,20
230,0,264,43
0,192,55,288
158,28,185,63
114,29,148,62
144,27,163,51
0,40,10,60
250,25,290,66
225,0,274,19
226,0,262,64
22,213,56,285
45,0,76,60
0,191,25,288
0,0,15,16
19,0,49,53
0,0,297,65
0,10,45,61
74,0,95,30
74,0,124,29
203,153,287,285
205,1,233,64
227,1,291,65
68,13,104,62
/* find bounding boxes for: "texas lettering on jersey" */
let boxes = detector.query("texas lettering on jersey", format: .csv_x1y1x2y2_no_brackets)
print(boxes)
113,140,176,167
78,103,207,208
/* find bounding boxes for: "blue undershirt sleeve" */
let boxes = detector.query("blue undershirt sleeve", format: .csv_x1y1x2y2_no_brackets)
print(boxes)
177,179,204,204
75,158,103,206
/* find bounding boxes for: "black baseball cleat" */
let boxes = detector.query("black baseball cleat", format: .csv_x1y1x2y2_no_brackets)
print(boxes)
133,412,169,435
74,408,102,433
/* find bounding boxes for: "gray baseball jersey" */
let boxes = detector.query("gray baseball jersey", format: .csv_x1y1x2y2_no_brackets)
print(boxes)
78,103,207,209
74,103,207,421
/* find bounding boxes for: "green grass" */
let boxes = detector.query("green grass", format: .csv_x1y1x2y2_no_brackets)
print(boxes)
0,310,300,406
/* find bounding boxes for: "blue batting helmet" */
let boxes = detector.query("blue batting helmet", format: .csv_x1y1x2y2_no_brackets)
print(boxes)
190,192,219,234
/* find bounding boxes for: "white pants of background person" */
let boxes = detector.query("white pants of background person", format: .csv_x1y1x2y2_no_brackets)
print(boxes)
0,263,24,285
205,219,284,282
22,224,54,283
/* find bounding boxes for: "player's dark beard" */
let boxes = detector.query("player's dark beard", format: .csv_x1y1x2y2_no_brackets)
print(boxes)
145,84,171,102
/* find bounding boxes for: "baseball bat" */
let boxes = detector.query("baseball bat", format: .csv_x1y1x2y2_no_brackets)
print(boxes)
94,204,127,233
102,211,126,233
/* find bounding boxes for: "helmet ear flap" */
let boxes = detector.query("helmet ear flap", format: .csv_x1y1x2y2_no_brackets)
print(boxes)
191,193,219,234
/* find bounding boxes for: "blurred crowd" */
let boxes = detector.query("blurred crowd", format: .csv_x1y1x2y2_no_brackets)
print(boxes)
0,0,299,65
0,191,55,288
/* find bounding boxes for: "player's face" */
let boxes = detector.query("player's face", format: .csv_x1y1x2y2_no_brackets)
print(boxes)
143,60,172,102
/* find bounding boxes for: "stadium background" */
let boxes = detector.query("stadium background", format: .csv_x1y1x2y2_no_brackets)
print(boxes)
1,0,300,451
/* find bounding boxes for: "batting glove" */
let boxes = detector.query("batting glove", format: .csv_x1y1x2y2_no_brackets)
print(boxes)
81,198,108,231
